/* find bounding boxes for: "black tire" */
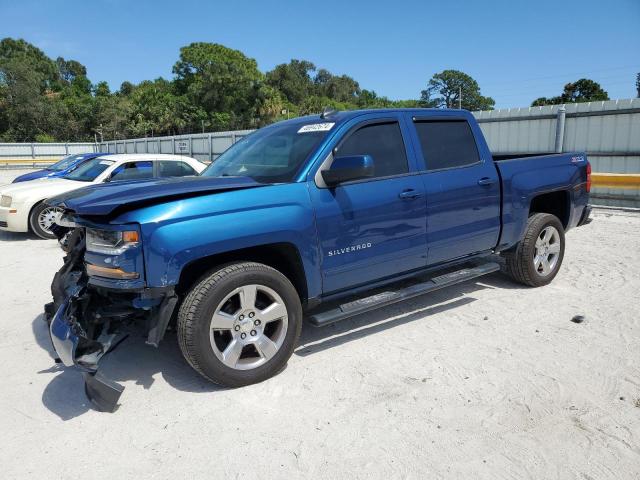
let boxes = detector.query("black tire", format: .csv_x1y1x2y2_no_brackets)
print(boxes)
502,213,565,287
29,202,59,239
177,262,302,387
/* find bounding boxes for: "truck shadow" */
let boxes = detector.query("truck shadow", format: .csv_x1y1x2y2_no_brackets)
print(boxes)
33,315,222,420
0,230,38,241
296,275,495,357
33,271,524,419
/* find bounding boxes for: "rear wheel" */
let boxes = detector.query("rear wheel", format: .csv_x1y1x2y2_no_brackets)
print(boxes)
29,202,61,239
502,213,565,287
177,262,302,387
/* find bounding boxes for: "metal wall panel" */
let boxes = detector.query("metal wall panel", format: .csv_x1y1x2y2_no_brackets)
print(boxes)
474,99,640,207
97,130,253,163
0,142,96,158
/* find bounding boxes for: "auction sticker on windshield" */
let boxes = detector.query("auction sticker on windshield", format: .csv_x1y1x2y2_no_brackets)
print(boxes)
298,122,335,133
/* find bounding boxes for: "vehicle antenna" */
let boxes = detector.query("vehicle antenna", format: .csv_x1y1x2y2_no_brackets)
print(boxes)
320,106,338,119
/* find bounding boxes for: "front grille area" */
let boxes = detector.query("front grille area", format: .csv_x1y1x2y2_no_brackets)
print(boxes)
0,221,7,227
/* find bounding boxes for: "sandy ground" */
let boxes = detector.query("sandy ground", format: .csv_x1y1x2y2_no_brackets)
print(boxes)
0,169,639,479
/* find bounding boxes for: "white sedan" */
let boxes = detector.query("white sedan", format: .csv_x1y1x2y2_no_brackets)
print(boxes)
0,154,206,239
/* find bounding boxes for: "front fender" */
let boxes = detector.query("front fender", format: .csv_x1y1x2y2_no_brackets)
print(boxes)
115,183,322,299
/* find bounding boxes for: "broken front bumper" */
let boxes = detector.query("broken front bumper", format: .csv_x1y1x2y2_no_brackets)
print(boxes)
49,299,79,369
48,288,129,412
46,228,178,412
50,299,125,411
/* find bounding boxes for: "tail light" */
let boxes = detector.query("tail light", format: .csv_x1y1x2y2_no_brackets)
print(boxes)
586,162,592,192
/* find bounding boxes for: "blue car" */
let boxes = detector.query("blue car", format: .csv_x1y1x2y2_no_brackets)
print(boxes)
11,152,112,183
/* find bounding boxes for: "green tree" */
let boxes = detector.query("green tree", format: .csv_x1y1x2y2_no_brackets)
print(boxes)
531,97,558,107
561,79,609,103
314,70,360,103
0,37,442,141
56,57,87,83
126,79,185,137
297,95,355,115
531,78,609,106
0,81,8,139
0,59,53,140
0,38,59,91
390,99,422,108
421,69,494,111
94,90,131,140
354,90,394,108
93,81,111,97
255,84,285,127
266,59,316,104
173,42,263,130
35,133,55,142
119,81,135,96
57,75,95,139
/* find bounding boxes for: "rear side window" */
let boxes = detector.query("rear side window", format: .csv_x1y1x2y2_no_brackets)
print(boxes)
110,161,153,181
337,122,408,178
158,161,197,177
414,120,480,171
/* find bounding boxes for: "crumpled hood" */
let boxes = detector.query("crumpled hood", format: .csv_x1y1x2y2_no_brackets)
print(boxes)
47,175,264,217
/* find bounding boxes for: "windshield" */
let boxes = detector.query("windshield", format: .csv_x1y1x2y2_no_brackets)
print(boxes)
201,121,333,183
48,154,86,172
64,158,115,182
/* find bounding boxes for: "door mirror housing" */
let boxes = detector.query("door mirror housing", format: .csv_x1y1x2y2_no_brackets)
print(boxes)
321,155,374,186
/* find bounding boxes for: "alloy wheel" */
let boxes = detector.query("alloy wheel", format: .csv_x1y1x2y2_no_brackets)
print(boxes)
533,225,561,276
209,284,289,370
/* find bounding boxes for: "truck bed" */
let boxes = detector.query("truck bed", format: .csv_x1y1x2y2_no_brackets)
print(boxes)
494,152,590,251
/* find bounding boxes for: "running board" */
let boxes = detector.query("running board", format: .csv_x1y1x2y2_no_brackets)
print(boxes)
308,261,500,327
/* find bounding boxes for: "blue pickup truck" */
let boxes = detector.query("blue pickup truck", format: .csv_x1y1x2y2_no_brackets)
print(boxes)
45,108,591,411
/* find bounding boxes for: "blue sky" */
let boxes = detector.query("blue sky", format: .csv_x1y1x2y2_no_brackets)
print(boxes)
1,0,639,109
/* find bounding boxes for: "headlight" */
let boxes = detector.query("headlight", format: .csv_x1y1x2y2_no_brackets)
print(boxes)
86,228,139,255
0,195,12,207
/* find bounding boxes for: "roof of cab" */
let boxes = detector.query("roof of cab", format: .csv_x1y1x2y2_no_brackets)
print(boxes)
274,108,474,127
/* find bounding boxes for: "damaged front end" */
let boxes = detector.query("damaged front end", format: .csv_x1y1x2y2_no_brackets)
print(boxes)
45,227,177,412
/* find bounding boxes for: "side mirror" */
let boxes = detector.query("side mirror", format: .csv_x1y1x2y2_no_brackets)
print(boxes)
321,155,374,186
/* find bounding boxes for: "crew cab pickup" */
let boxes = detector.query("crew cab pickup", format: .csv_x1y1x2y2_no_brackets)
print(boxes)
45,109,591,411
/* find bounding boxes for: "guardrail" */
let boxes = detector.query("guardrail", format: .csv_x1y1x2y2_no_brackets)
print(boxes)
591,173,640,189
0,158,60,169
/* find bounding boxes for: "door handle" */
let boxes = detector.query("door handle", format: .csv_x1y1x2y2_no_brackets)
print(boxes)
399,189,423,200
477,177,497,186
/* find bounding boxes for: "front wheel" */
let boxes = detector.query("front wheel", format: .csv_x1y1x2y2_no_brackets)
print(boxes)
29,202,62,239
502,213,565,287
177,262,302,387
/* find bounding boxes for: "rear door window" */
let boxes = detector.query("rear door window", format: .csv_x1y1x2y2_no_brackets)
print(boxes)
414,120,480,171
157,161,198,177
336,122,408,178
110,161,154,181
